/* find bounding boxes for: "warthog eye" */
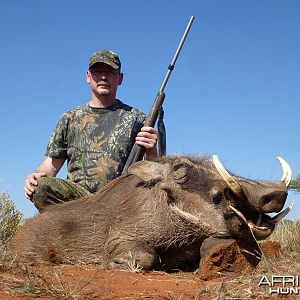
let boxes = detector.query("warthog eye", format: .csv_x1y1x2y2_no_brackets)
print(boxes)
224,188,241,204
210,188,223,205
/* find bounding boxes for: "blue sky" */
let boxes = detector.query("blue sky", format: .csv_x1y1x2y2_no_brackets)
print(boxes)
0,0,299,219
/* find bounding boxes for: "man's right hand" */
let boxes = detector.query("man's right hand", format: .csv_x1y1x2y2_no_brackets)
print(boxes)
24,157,66,200
24,172,47,199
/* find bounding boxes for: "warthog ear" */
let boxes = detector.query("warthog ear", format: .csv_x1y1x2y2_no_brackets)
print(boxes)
172,158,194,184
128,161,165,182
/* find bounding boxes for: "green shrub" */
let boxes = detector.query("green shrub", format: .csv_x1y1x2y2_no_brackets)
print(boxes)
0,192,23,247
289,175,300,191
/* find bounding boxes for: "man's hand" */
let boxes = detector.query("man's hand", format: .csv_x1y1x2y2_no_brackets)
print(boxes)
135,126,158,158
24,172,47,199
24,157,65,200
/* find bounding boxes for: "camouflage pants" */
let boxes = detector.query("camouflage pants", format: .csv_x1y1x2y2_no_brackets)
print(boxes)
31,177,91,212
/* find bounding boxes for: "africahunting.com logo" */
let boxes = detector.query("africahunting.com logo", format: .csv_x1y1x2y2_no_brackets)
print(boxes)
258,275,300,295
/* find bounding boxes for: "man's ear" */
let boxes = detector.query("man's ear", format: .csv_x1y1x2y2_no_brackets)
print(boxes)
86,70,91,84
118,72,123,85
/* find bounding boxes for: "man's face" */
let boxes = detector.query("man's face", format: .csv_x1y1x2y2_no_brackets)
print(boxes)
86,63,123,97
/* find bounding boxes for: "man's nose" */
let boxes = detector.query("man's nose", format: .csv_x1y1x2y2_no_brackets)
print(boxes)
100,72,109,78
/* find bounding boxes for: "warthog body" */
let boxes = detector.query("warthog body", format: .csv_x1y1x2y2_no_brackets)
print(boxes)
11,155,291,270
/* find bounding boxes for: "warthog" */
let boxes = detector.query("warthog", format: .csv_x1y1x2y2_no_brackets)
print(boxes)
11,155,292,270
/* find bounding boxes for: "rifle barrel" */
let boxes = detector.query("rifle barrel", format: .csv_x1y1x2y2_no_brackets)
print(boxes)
159,16,195,92
122,16,195,174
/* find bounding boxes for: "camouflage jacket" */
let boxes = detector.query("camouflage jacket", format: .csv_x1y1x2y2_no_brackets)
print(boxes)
45,100,146,193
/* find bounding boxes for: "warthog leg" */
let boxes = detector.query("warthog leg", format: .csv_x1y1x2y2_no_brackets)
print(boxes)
102,242,157,271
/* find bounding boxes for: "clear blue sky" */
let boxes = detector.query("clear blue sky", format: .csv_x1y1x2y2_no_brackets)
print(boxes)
0,0,299,219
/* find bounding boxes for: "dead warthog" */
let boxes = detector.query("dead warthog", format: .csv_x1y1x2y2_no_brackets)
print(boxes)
11,155,292,270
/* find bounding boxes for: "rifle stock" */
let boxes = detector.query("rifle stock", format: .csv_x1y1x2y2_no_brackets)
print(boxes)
122,16,194,174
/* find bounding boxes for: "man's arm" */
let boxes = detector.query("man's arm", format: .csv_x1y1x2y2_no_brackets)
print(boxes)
24,157,66,199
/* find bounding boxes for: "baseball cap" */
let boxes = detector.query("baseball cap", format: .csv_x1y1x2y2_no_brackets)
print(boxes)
89,50,121,70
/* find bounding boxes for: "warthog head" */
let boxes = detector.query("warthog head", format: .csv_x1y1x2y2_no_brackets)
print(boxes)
210,155,291,241
128,155,291,244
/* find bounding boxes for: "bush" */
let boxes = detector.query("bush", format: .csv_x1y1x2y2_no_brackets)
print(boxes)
0,192,23,248
289,175,300,191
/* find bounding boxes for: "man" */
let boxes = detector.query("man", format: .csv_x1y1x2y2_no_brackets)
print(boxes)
24,50,158,212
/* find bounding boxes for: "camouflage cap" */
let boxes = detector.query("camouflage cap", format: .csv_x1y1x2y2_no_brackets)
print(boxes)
89,50,121,70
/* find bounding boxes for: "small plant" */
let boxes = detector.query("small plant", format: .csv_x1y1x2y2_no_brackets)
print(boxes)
0,192,23,270
0,192,23,247
33,266,96,299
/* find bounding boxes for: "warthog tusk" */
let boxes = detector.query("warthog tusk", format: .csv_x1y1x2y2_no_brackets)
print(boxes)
228,205,272,240
240,248,262,261
212,155,244,198
228,205,248,225
277,156,292,187
256,213,263,227
270,201,294,224
228,205,268,231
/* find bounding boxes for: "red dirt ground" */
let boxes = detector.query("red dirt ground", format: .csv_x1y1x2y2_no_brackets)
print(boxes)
1,242,299,299
0,263,294,300
0,266,203,300
2,265,203,299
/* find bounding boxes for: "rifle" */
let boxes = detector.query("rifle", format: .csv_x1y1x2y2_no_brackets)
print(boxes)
122,16,195,174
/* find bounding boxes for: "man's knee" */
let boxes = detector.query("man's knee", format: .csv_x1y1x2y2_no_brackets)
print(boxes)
34,177,52,193
31,177,63,212
31,177,90,212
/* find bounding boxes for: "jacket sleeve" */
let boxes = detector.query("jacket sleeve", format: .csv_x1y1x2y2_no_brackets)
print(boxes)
45,113,69,159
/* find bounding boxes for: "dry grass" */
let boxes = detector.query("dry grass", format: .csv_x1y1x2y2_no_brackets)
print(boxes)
197,251,300,299
126,251,143,273
2,265,98,299
268,219,300,253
